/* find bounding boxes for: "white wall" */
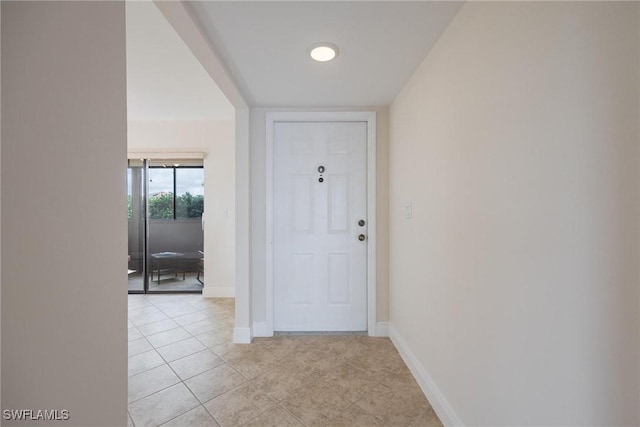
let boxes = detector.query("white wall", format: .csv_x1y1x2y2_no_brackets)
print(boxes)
128,120,236,296
248,107,390,330
389,2,640,425
1,2,128,426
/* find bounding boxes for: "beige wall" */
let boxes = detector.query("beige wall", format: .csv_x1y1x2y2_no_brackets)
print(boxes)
1,1,3,408
127,120,236,296
389,2,640,425
1,2,128,425
233,108,252,340
248,107,390,328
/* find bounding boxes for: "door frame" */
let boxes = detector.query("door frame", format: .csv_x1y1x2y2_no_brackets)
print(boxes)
127,153,206,295
265,111,377,336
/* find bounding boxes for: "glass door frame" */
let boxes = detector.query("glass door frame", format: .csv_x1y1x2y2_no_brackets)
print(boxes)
127,159,146,294
128,159,204,295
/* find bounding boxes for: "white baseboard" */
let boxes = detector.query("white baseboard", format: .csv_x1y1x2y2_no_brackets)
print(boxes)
389,325,463,427
373,321,389,337
202,286,235,298
233,327,252,344
252,322,272,337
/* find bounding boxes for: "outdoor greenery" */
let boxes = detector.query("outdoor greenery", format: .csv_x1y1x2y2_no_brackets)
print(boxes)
149,193,175,219
127,192,204,220
176,192,205,219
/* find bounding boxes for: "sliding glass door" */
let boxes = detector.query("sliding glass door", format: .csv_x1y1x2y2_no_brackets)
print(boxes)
127,160,145,293
147,160,204,292
127,159,204,294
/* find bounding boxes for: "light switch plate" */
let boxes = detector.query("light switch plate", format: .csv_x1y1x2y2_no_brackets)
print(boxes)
404,203,412,219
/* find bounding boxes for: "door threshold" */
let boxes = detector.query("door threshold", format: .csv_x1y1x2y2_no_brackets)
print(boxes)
274,331,367,336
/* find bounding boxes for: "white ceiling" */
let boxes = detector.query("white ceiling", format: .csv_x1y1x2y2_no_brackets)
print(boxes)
126,1,463,115
126,1,235,120
187,1,464,107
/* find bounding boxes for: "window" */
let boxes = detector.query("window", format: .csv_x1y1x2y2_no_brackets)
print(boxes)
176,168,204,219
148,168,175,219
127,159,144,220
148,161,204,220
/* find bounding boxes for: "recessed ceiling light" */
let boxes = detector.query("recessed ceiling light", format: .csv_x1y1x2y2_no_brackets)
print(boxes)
309,43,339,62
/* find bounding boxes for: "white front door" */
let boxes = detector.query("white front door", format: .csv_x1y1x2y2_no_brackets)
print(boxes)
274,121,368,331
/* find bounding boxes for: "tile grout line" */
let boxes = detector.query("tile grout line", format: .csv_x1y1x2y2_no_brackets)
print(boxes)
200,402,222,427
127,409,135,427
128,379,183,406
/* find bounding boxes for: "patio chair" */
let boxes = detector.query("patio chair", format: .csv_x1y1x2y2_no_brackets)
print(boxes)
196,250,204,285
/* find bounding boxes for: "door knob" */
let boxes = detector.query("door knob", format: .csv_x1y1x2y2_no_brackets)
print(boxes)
358,234,366,241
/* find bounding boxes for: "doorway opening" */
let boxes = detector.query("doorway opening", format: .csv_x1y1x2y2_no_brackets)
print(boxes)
128,158,205,294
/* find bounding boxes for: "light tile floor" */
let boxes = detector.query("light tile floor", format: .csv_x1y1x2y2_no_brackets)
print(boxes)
128,294,442,427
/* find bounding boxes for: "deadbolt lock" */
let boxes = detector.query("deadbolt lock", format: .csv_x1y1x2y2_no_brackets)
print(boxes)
358,234,366,242
358,219,366,227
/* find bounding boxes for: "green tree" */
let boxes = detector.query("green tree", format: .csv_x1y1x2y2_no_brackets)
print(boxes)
177,192,204,219
149,193,174,219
